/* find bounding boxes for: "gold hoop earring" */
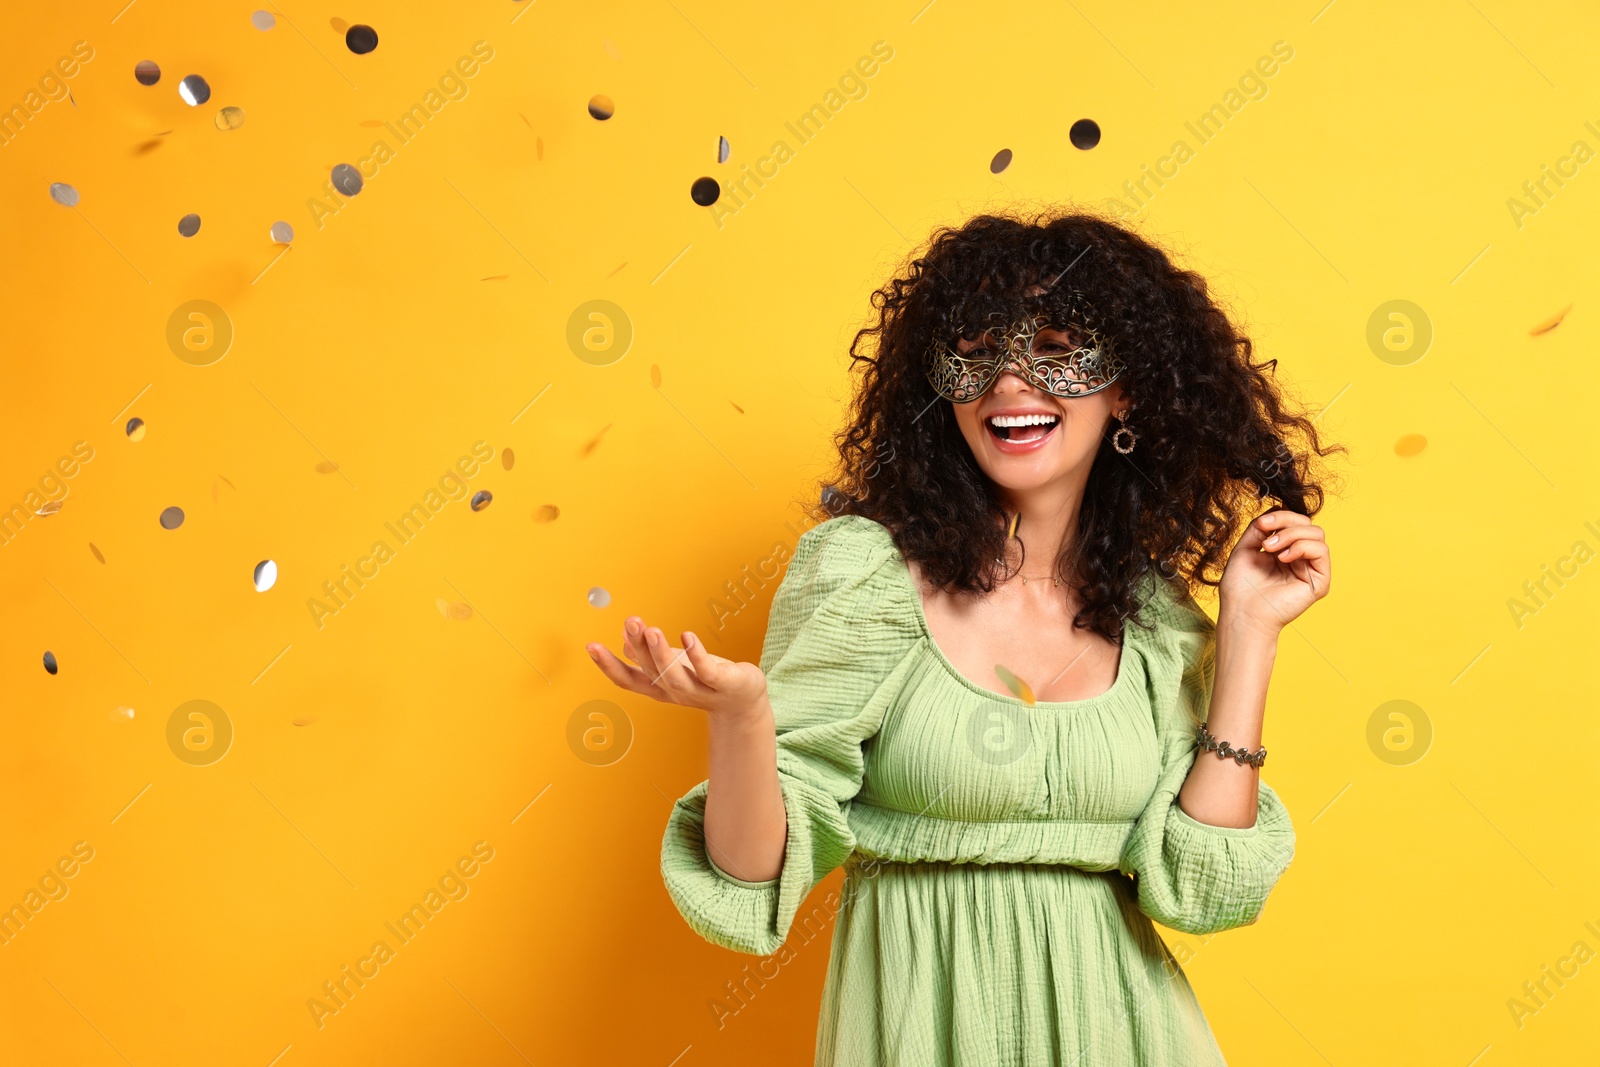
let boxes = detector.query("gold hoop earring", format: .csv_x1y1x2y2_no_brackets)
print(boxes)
1112,409,1137,455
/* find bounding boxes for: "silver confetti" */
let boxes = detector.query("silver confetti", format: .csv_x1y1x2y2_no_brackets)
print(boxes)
179,75,211,106
126,417,146,440
135,60,160,85
159,506,185,530
587,587,611,609
251,10,276,30
470,490,492,512
253,559,277,592
269,220,294,244
50,182,79,207
43,651,59,674
718,135,730,163
178,214,201,237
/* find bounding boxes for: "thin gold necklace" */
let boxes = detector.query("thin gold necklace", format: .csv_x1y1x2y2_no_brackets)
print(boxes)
998,511,1062,586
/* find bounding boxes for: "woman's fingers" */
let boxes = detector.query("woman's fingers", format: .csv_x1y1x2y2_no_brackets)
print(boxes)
589,642,670,701
1261,522,1324,553
682,631,727,688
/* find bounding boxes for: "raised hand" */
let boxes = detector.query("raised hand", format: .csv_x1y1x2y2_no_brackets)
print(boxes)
586,616,770,719
1218,508,1332,637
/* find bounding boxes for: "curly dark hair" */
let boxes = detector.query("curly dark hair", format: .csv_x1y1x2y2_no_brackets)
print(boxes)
811,205,1344,640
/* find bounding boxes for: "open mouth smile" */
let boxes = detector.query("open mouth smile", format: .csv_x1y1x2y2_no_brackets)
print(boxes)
985,412,1060,451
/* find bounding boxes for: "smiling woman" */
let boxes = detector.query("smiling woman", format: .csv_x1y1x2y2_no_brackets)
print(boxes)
589,206,1343,1066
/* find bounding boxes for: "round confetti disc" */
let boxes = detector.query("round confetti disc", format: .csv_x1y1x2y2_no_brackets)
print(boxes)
717,135,730,163
533,504,559,523
330,163,364,197
587,587,611,609
251,10,276,30
1069,118,1101,150
501,448,515,470
346,24,379,54
49,182,80,207
269,220,294,243
690,177,720,206
1394,434,1427,457
253,559,278,591
470,490,493,512
178,213,201,237
43,651,59,675
588,95,615,120
159,506,185,530
126,417,146,441
215,106,246,131
990,148,1013,174
135,60,161,85
179,75,212,106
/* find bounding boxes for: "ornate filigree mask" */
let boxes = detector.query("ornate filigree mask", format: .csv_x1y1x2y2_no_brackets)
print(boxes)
925,289,1123,403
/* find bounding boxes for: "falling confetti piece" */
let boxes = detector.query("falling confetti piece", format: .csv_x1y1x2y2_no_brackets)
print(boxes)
1070,118,1101,150
1394,434,1427,457
50,182,79,207
994,664,1037,705
254,559,278,592
990,148,1013,174
605,261,627,279
470,490,493,512
580,424,612,457
650,364,662,388
270,220,294,243
111,706,136,721
90,543,105,564
730,400,745,414
502,448,514,470
43,651,58,675
588,95,614,120
536,136,544,160
135,60,161,85
179,75,211,106
220,475,235,489
251,10,275,30
159,506,185,530
345,24,379,54
177,213,201,237
480,274,510,281
293,716,318,727
533,504,560,523
587,587,611,609
690,177,720,206
330,16,349,33
448,601,473,620
1530,304,1572,336
315,460,339,474
126,417,146,440
215,106,246,131
718,135,730,163
35,500,63,517
331,163,363,196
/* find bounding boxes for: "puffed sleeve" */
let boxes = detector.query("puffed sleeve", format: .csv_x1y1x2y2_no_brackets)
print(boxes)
659,515,922,956
1117,578,1296,936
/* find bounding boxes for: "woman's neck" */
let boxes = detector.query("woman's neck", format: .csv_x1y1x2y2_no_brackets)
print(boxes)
1001,475,1088,574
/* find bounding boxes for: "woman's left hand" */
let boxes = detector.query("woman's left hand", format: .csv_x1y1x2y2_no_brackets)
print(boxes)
1218,509,1331,637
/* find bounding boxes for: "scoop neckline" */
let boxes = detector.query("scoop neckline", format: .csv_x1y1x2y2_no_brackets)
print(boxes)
876,525,1138,711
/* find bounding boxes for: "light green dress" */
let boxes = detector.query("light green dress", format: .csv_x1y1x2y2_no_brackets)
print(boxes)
661,515,1295,1066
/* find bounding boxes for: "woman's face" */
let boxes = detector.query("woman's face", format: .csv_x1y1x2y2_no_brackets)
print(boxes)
949,325,1128,494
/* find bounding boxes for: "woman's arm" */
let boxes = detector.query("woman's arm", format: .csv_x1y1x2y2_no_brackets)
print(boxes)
591,620,789,881
1175,508,1331,829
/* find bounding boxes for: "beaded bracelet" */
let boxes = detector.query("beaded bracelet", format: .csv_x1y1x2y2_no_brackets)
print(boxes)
1195,722,1267,768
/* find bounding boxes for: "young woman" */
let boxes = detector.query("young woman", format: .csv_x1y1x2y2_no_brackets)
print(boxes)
586,210,1339,1065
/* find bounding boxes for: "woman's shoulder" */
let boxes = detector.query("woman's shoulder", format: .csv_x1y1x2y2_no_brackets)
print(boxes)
792,512,898,564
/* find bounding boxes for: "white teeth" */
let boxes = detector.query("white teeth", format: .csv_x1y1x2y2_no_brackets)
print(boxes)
987,413,1059,428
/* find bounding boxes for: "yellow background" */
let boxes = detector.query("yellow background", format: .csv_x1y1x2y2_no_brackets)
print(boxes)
2,1,1597,1063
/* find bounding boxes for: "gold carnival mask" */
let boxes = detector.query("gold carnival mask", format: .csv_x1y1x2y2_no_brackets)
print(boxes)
925,289,1124,403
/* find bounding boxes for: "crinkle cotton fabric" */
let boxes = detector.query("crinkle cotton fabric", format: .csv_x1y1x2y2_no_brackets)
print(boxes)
661,515,1295,1066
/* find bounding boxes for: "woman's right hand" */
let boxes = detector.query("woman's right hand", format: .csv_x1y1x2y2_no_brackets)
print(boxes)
586,617,770,719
